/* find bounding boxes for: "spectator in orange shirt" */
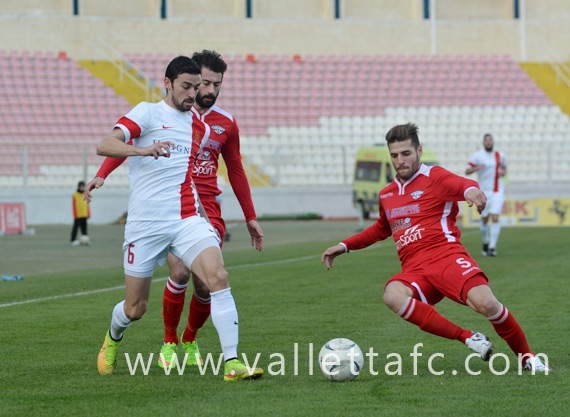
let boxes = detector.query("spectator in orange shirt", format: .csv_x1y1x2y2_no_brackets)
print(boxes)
71,181,91,246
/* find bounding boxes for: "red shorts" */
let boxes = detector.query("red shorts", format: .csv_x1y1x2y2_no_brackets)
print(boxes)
385,248,489,305
200,196,226,248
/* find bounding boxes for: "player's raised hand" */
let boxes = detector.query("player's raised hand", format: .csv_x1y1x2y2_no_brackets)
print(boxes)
465,188,487,214
246,220,264,251
321,244,346,270
142,141,175,159
84,177,105,203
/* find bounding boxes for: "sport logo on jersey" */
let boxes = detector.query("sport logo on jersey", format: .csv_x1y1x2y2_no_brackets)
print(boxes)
193,160,215,176
380,192,393,200
411,191,424,200
395,224,425,250
211,125,225,134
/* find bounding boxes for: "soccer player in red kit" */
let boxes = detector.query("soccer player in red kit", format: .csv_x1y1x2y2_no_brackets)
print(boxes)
85,50,263,371
321,123,549,373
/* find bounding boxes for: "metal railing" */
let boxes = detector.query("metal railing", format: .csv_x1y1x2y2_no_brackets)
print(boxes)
540,40,570,88
93,37,162,103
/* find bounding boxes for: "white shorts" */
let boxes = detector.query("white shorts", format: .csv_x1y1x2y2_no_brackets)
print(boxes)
481,191,504,218
123,216,220,278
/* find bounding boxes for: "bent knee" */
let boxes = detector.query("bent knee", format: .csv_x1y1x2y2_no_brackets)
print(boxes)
383,286,411,313
124,302,147,321
192,273,211,298
206,267,229,291
170,265,191,284
478,298,501,317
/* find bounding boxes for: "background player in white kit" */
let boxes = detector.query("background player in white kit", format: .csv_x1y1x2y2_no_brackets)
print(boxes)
95,56,262,381
466,133,507,256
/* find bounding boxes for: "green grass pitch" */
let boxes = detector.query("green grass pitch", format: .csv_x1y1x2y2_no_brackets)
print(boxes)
0,221,568,416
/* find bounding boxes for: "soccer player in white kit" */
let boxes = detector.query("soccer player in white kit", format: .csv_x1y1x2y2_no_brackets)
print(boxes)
96,56,262,381
466,134,507,256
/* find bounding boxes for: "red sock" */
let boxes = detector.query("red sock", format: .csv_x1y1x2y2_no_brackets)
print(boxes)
182,292,211,343
399,297,472,342
162,278,187,344
487,304,533,357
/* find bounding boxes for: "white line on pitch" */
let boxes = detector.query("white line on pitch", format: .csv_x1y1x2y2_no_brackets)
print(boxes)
0,232,477,309
0,245,383,308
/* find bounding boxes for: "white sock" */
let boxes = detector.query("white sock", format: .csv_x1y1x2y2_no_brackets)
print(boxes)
490,222,501,249
480,222,490,245
110,300,131,340
210,287,239,360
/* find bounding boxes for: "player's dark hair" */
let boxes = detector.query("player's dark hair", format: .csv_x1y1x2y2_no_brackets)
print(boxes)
165,56,201,84
385,123,421,149
77,181,85,191
483,133,493,140
191,50,227,75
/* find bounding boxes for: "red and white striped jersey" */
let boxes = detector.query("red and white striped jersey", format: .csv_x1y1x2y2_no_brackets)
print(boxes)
342,164,479,269
467,149,506,193
114,101,210,221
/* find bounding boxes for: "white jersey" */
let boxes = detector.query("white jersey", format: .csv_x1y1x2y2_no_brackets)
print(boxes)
115,101,211,221
467,149,506,194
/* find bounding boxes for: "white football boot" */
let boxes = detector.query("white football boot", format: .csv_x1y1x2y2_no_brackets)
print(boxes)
523,355,551,373
465,331,494,361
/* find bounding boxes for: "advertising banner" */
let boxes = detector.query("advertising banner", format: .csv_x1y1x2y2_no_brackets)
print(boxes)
0,203,27,234
463,198,570,227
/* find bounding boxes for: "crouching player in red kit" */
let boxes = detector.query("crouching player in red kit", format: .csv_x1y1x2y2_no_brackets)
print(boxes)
321,123,549,373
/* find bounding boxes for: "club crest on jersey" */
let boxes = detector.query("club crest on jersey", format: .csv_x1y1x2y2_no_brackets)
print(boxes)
411,191,424,200
193,132,202,146
211,125,225,135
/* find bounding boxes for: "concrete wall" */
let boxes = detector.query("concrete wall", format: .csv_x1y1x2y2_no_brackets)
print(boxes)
343,0,423,20
252,0,333,19
527,0,570,19
436,0,513,19
1,0,71,15
0,186,359,225
79,0,161,18
1,11,569,61
2,184,568,225
169,0,244,19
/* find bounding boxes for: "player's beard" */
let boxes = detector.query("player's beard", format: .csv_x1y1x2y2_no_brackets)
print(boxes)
172,95,194,112
484,144,493,152
397,154,421,181
195,92,218,109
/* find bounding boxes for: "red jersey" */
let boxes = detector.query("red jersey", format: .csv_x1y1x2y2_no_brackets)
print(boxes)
96,105,256,222
342,164,479,269
191,105,256,221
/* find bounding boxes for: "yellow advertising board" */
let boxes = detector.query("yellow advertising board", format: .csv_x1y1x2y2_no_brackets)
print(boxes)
463,198,570,227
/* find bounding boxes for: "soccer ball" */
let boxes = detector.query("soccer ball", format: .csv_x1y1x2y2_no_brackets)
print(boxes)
318,338,364,382
79,235,91,245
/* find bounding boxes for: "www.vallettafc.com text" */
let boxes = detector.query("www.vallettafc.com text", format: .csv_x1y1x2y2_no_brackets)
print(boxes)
122,343,549,376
